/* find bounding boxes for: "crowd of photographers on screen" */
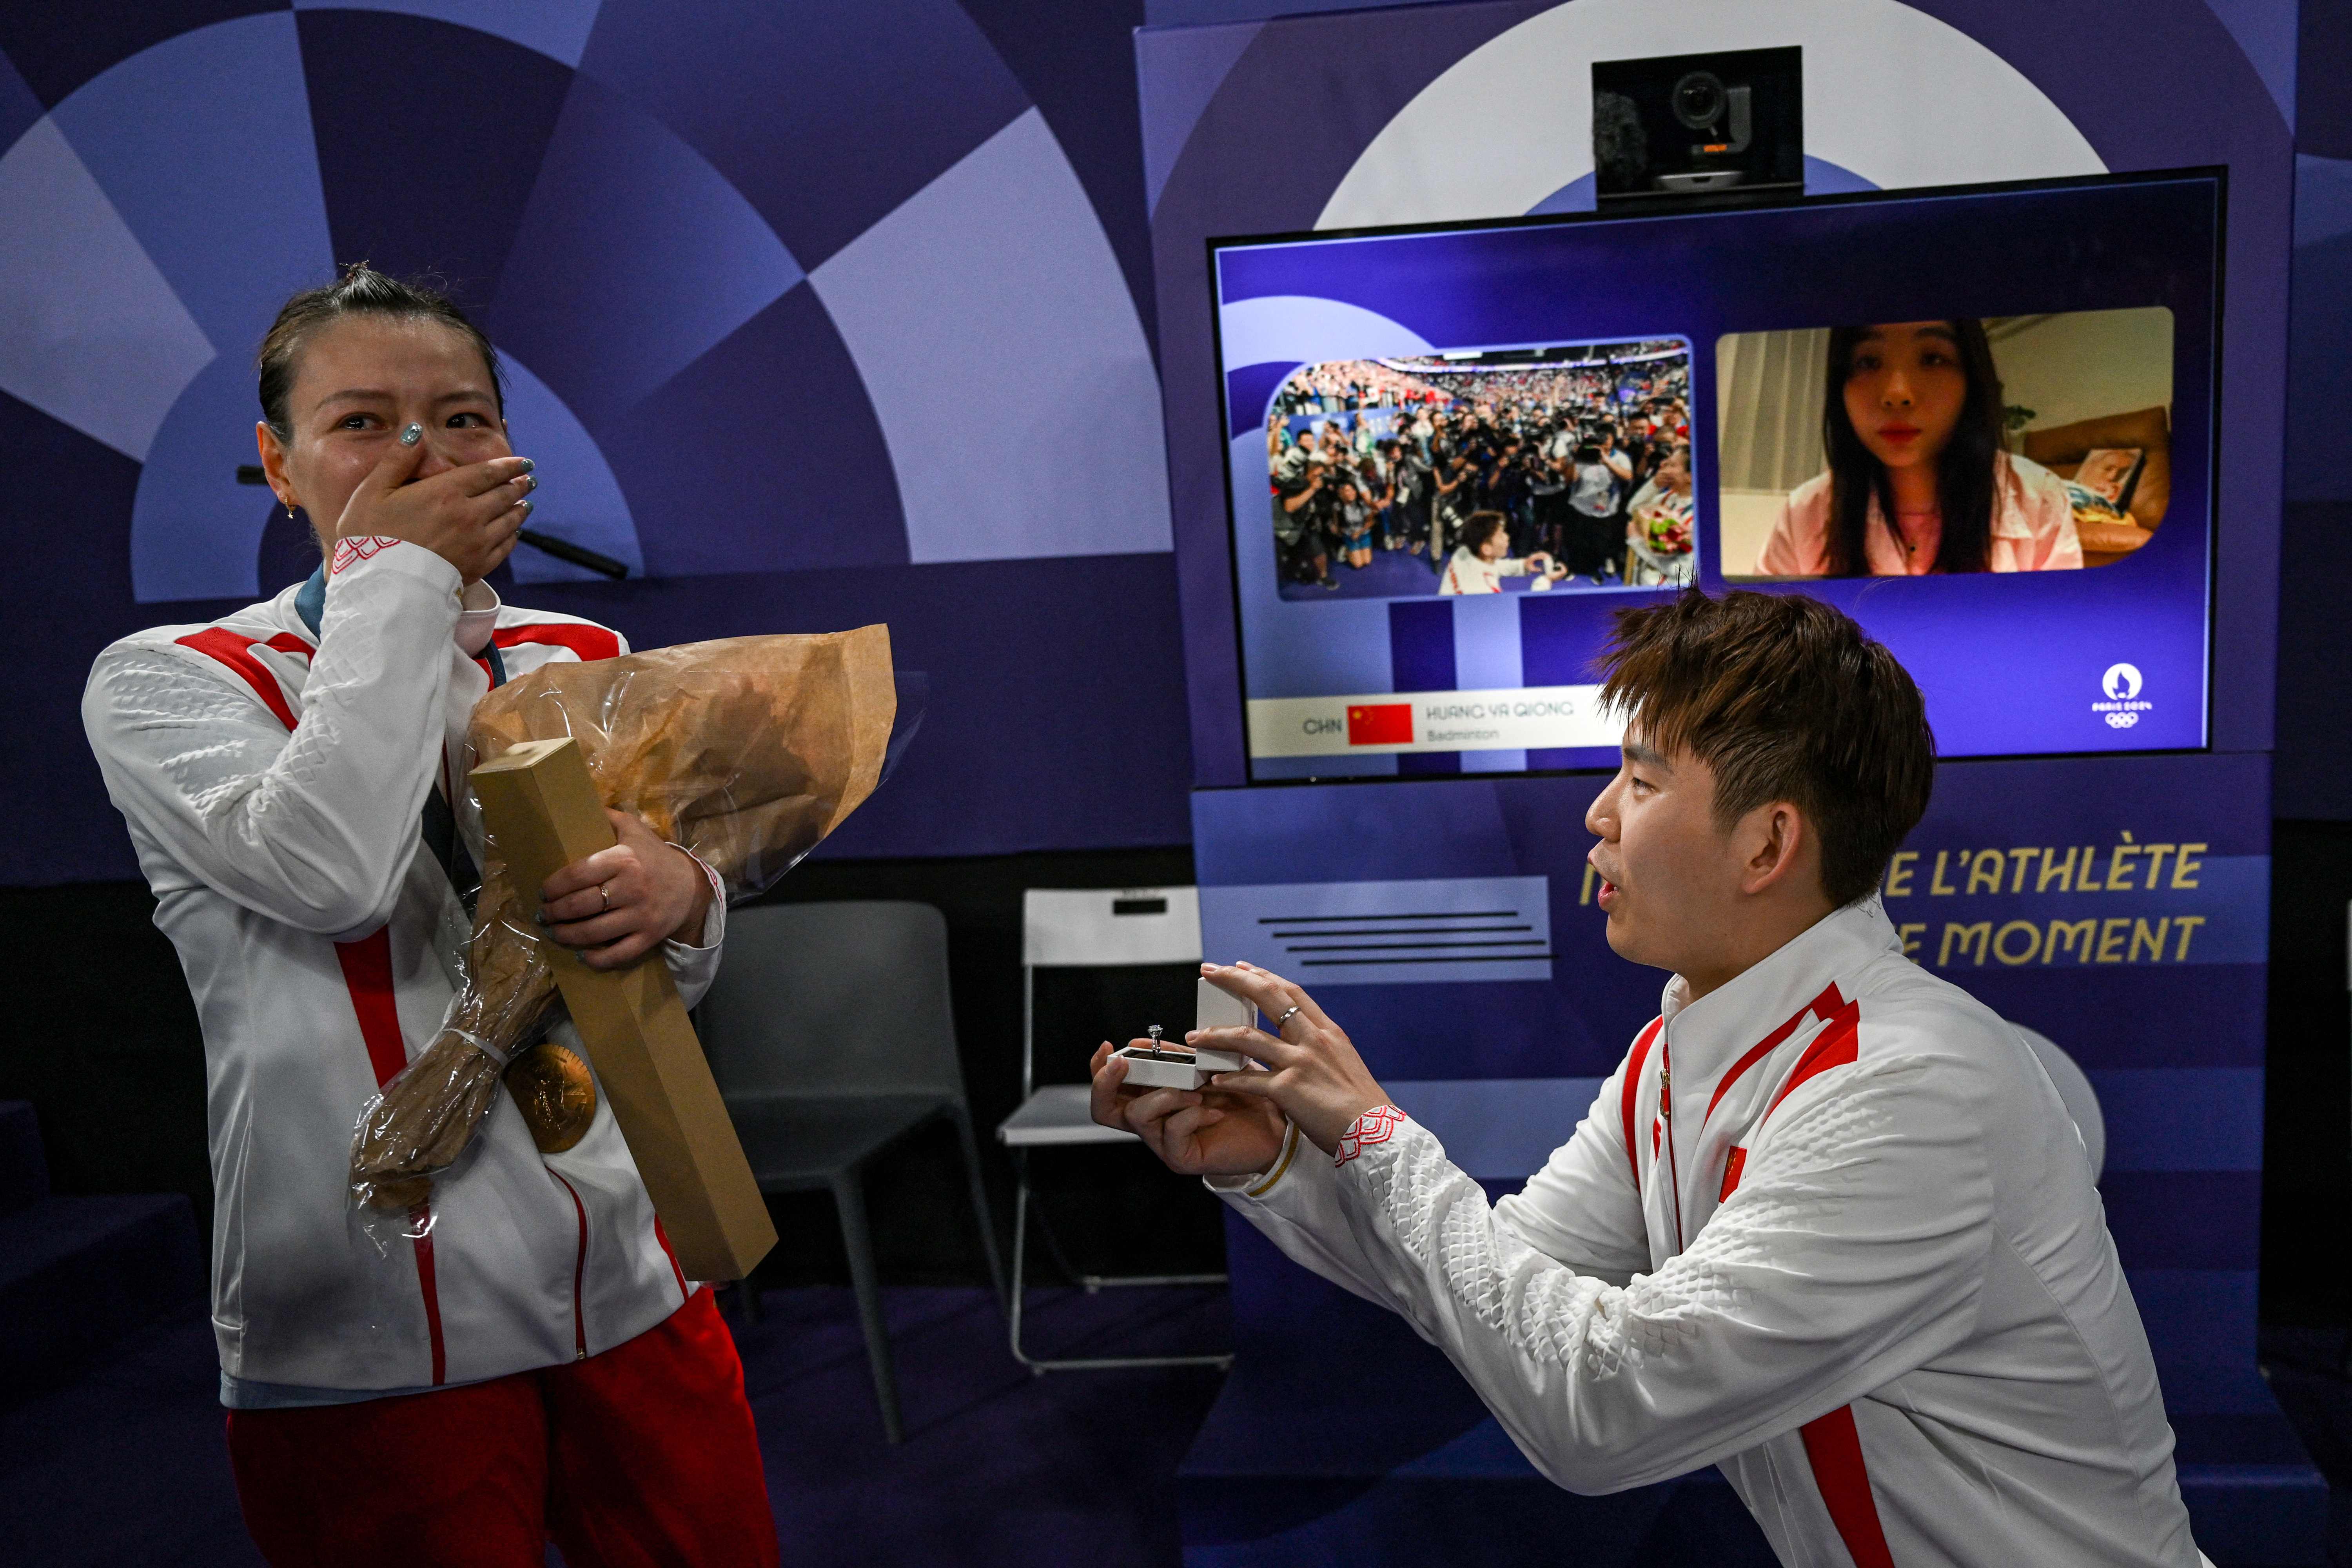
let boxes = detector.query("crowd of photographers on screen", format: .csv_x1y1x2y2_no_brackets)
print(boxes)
1266,357,1696,595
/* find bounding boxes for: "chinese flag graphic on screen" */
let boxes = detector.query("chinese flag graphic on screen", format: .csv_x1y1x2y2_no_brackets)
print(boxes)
1347,703,1413,746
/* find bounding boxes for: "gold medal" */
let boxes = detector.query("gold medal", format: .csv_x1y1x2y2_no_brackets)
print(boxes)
505,1042,598,1154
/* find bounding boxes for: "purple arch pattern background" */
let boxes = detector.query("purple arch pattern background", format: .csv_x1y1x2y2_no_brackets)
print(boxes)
0,0,1189,880
0,0,2336,1557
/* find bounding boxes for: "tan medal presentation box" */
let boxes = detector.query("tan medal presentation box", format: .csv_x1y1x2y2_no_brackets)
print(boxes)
472,736,778,1282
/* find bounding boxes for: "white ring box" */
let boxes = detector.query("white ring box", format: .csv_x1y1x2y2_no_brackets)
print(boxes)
1113,978,1254,1090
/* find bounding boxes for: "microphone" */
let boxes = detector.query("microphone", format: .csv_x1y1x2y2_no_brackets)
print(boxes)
513,529,629,579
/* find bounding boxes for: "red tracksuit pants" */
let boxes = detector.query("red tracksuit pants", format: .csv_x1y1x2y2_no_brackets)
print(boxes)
226,1289,779,1567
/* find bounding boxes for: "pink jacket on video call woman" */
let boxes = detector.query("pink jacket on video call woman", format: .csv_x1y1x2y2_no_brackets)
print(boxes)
1756,452,2083,577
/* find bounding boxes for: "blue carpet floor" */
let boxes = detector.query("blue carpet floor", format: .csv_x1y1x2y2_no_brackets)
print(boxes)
1274,546,1445,601
0,1285,1230,1567
11,1292,2350,1566
1271,545,1631,602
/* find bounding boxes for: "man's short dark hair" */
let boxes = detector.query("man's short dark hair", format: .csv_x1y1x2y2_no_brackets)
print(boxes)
1595,590,1934,907
1457,511,1508,554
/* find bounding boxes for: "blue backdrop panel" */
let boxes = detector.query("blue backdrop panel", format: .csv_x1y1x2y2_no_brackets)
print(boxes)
51,15,329,351
806,106,1172,564
0,46,38,149
56,13,341,603
291,0,605,68
298,10,573,307
572,0,1030,271
0,120,214,465
482,71,806,432
1147,1,2313,1559
494,356,644,583
585,283,911,577
513,550,1194,863
0,3,279,109
1,391,162,883
1182,752,2316,1561
2277,128,2352,815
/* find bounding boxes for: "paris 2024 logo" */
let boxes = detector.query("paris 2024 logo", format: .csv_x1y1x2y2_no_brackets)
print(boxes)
2094,663,2149,729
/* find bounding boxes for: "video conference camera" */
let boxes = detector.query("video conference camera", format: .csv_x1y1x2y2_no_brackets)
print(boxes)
1592,47,1803,209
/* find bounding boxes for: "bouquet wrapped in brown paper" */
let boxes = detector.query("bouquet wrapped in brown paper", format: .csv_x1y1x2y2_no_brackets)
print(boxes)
348,626,897,1225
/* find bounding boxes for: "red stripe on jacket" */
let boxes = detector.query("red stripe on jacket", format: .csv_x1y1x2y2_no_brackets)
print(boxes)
175,628,304,730
1704,983,1847,1125
332,930,409,1089
333,926,450,1384
1619,1018,1665,1192
492,623,621,662
408,1229,449,1386
1635,982,1885,1564
1718,1147,1747,1201
179,612,633,1387
653,1218,691,1301
1764,995,1864,1122
1800,1405,1898,1568
550,1171,591,1359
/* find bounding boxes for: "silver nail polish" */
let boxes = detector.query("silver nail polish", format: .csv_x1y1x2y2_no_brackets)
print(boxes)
399,423,423,446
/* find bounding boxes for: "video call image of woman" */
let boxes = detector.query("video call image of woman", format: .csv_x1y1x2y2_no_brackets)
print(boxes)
1757,319,2083,577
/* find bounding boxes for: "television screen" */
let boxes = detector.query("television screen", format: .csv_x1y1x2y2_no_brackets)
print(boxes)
1210,170,2220,781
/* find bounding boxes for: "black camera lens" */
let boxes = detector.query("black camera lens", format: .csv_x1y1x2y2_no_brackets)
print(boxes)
1671,71,1725,130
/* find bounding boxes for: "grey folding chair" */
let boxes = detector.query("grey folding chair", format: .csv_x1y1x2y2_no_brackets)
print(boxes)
995,886,1232,1373
700,901,1005,1443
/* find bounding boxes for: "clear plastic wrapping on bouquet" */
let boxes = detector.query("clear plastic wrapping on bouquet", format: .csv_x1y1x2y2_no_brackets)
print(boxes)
349,627,902,1242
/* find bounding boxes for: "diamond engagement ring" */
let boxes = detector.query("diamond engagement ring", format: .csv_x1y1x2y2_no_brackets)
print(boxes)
598,883,612,913
1273,1005,1303,1030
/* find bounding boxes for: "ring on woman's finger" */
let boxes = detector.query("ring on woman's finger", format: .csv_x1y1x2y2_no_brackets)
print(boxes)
1273,1004,1303,1030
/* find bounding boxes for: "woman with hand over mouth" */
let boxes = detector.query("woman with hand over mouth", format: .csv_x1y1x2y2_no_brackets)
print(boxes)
82,265,774,1568
1757,320,2080,576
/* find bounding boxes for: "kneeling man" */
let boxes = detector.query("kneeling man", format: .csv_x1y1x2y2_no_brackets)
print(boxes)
1093,590,2200,1566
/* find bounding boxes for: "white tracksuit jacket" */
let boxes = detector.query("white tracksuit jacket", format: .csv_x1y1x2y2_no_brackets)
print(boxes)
83,538,723,1397
1216,897,2202,1566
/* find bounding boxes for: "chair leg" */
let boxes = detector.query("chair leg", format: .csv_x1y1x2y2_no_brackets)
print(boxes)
832,1171,904,1444
951,1106,1007,1312
1002,1148,1231,1374
1028,1185,1087,1290
1008,1151,1039,1372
